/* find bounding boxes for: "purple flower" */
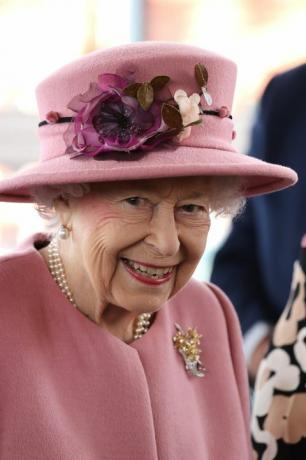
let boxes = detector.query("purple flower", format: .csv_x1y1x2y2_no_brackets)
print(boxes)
64,73,168,157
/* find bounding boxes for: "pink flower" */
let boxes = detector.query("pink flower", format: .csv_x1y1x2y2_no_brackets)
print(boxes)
64,73,167,157
218,106,230,118
46,111,60,124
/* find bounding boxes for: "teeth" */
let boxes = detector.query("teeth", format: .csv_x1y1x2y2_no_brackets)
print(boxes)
124,258,173,278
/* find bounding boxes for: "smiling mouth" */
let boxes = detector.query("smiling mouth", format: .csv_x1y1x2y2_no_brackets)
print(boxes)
121,257,175,280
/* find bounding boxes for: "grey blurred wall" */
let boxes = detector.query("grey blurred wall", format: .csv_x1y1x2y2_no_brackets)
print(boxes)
0,112,38,169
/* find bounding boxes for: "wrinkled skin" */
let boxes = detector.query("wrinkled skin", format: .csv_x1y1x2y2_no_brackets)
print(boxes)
41,177,211,342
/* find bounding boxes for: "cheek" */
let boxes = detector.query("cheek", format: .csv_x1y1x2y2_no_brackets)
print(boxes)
183,225,210,261
76,211,150,295
83,223,124,274
173,226,209,293
72,207,122,288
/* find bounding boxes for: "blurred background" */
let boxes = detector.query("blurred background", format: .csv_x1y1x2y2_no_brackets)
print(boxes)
0,0,305,278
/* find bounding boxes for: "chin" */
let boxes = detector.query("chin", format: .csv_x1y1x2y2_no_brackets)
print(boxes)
170,270,194,298
123,297,168,315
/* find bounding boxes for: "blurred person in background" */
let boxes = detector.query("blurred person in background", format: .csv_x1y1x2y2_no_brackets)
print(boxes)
251,234,306,459
210,63,306,385
0,42,297,460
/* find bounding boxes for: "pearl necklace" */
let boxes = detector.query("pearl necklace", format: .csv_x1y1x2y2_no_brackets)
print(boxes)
47,239,152,340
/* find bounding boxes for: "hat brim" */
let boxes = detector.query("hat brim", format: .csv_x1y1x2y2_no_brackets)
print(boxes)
0,145,297,203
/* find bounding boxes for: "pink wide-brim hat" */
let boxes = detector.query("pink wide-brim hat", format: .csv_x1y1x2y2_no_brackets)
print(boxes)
0,41,297,202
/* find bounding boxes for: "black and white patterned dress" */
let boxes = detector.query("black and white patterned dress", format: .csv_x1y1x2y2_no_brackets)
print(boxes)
252,237,306,459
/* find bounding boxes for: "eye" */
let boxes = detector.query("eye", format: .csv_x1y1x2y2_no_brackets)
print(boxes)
180,204,206,214
124,196,146,207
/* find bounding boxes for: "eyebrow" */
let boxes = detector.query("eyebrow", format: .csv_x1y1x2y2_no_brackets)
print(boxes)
123,188,207,199
181,191,207,199
112,182,208,200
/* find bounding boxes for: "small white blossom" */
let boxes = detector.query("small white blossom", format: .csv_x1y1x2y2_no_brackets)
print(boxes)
201,86,212,106
174,89,201,141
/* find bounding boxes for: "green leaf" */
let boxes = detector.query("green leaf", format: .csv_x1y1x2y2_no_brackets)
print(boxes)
184,119,202,128
150,75,170,91
162,103,183,129
123,83,142,98
137,83,154,110
195,63,208,88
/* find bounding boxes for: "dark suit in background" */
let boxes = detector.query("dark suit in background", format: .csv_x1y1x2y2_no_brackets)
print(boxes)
211,64,306,347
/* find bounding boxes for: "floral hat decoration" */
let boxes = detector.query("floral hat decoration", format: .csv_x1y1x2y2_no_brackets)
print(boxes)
0,42,297,202
40,63,222,156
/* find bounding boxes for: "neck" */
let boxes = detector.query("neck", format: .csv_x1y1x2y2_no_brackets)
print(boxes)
102,304,140,343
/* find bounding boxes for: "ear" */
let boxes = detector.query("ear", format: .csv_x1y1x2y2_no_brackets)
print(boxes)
53,197,73,227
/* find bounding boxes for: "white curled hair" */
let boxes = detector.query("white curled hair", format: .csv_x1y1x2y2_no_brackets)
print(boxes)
205,176,246,217
30,176,246,223
31,183,91,223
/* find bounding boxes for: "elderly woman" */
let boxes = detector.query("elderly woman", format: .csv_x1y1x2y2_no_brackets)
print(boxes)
0,43,297,460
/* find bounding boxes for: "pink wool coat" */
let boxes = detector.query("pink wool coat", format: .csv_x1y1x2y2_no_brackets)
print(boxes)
0,235,252,459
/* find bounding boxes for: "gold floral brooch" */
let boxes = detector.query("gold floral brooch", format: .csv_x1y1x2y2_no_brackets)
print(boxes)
173,323,205,378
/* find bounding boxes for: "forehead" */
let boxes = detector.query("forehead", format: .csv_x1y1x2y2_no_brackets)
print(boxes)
92,177,209,199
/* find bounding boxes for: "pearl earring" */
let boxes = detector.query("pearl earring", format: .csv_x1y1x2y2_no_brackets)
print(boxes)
58,224,70,240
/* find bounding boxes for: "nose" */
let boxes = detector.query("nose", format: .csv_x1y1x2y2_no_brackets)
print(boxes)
144,206,180,257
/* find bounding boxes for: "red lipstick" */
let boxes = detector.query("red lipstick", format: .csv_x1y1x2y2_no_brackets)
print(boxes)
121,259,174,286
